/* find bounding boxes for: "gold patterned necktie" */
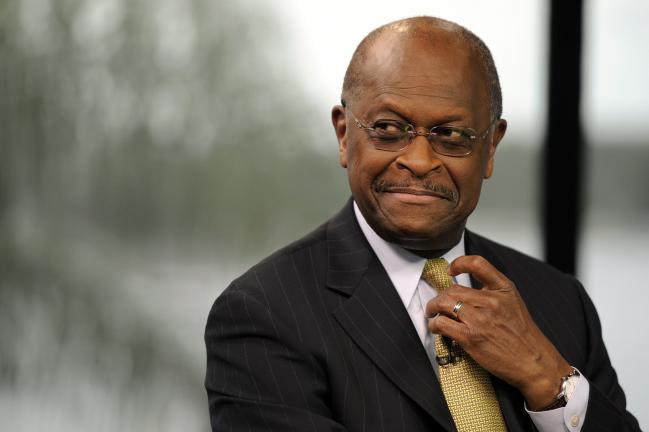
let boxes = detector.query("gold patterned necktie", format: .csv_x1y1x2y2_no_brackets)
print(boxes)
422,258,507,432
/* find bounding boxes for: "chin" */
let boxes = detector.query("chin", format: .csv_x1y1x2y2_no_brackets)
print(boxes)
377,220,464,251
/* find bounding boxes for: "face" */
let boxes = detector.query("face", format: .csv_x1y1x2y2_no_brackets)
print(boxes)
332,32,507,253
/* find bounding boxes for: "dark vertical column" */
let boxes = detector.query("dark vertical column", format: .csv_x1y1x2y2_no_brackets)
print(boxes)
543,0,584,275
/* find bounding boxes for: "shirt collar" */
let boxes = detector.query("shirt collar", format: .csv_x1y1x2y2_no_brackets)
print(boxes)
353,201,466,308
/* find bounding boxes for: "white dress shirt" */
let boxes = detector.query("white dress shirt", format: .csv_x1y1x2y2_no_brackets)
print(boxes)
353,202,589,432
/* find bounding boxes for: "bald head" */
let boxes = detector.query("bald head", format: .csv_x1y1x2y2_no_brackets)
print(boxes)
342,17,502,120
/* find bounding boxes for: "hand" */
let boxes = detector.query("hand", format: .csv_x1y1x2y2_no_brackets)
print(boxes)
425,255,573,410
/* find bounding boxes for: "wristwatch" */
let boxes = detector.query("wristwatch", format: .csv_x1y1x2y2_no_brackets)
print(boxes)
541,367,581,411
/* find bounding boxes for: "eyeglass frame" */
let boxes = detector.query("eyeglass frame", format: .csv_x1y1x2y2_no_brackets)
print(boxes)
345,106,497,157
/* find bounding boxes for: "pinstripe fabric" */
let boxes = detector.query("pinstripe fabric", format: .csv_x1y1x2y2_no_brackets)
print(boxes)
205,199,641,431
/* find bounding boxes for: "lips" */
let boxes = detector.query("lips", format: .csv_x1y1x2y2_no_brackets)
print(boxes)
373,180,457,202
383,187,450,200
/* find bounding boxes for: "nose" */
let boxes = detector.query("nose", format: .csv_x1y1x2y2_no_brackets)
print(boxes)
394,135,443,177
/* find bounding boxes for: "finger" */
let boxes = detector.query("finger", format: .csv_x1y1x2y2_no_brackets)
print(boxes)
425,294,475,323
446,284,494,306
425,294,461,319
448,255,510,290
427,314,466,341
425,284,496,318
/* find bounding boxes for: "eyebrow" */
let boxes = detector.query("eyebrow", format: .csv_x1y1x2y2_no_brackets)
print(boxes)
368,105,469,127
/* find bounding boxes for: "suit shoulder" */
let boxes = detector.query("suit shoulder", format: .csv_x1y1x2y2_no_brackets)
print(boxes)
259,220,329,266
466,230,572,283
221,219,329,299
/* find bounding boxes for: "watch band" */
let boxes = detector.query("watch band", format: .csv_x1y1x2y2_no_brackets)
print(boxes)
540,366,580,411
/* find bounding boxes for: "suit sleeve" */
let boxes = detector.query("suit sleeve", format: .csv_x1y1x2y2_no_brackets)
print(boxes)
204,284,348,432
575,281,641,431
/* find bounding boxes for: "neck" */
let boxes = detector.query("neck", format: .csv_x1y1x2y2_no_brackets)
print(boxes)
380,225,465,259
406,247,453,260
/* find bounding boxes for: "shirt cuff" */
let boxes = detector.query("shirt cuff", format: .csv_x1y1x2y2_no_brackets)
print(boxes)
525,372,589,432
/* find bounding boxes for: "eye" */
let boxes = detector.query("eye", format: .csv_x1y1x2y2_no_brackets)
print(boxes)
371,120,407,136
433,127,468,141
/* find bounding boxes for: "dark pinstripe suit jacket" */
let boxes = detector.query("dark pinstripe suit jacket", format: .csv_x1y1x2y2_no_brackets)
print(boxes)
205,200,640,431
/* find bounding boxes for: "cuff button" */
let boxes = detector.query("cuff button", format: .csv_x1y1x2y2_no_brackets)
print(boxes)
570,415,580,427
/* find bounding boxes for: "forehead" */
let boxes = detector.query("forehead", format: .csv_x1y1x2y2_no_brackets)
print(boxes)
355,32,489,120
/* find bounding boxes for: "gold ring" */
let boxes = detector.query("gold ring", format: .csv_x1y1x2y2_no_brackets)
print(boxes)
452,300,464,317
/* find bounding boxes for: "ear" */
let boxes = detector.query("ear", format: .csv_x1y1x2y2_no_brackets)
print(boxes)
331,105,348,168
483,119,507,179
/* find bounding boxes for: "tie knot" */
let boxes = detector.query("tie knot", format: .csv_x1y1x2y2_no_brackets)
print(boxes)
422,258,453,293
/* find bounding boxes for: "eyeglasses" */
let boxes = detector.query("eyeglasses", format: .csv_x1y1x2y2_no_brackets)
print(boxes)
347,108,495,157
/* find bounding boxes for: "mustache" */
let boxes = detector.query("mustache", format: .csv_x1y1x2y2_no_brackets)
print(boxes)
372,179,458,202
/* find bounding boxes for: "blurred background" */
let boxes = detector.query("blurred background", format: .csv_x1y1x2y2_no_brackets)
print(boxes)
1,0,647,430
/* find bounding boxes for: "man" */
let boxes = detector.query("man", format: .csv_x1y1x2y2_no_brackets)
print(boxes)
205,17,640,431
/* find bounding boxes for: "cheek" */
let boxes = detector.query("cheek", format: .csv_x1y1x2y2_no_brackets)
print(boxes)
447,162,485,205
348,151,388,185
346,153,371,193
348,161,377,198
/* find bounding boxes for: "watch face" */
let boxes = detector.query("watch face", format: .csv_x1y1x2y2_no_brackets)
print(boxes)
563,375,579,401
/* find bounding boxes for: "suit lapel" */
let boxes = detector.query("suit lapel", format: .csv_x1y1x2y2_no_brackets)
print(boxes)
324,208,538,431
326,201,456,432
